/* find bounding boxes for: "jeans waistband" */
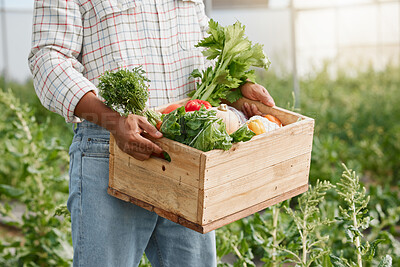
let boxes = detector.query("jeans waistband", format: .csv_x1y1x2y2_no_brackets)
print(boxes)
74,120,110,136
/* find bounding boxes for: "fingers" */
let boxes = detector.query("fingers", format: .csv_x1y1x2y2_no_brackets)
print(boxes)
256,86,275,107
131,151,151,161
137,117,163,139
242,102,263,119
118,135,163,159
115,115,164,160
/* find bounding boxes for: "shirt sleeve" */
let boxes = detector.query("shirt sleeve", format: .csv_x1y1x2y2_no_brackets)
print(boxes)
193,0,210,37
28,0,96,123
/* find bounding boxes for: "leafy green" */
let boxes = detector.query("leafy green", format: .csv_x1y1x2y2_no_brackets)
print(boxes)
159,106,186,140
230,124,256,143
160,107,232,152
0,184,24,198
98,67,161,126
190,19,270,106
190,120,232,152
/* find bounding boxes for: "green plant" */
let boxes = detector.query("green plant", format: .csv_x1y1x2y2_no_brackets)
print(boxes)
278,180,334,266
0,89,72,266
331,164,393,267
98,67,161,126
190,19,270,106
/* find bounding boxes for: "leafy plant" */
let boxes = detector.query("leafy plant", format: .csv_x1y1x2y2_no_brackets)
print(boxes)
160,106,233,152
0,89,72,266
332,164,393,267
279,180,334,266
190,19,270,106
98,67,161,126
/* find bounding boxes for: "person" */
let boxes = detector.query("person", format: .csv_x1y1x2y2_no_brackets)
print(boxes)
28,0,275,266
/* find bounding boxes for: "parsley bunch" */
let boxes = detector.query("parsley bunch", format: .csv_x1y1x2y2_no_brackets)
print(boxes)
98,66,160,126
190,19,271,106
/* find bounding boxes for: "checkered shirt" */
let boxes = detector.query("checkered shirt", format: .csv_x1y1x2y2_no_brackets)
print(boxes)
28,0,209,122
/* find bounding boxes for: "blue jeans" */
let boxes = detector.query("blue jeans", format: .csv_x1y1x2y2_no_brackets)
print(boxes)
67,120,216,267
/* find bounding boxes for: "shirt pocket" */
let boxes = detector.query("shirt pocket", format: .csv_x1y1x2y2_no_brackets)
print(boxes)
92,0,147,62
177,0,203,51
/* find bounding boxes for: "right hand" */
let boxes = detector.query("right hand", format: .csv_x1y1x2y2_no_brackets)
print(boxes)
113,114,163,161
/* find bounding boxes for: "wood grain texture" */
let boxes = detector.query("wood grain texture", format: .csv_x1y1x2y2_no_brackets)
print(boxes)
200,183,309,233
223,98,310,126
112,134,203,188
108,184,309,234
203,119,314,189
202,153,311,223
111,156,200,223
107,97,315,232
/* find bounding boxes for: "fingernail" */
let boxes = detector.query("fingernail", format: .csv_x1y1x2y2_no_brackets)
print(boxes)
156,131,163,137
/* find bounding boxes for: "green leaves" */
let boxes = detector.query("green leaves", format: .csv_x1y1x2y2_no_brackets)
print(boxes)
0,89,72,266
0,184,24,198
377,255,392,267
332,164,393,266
160,107,233,152
230,124,255,143
99,67,150,116
282,180,334,266
98,67,160,126
191,19,271,106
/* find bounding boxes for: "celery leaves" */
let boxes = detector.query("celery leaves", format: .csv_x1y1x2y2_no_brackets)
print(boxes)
190,19,271,106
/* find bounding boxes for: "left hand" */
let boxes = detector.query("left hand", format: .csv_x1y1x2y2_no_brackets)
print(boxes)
240,82,275,118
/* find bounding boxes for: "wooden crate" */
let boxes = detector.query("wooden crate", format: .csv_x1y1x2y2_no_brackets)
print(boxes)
108,97,314,233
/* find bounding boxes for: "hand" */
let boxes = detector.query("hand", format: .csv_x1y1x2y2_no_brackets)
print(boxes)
113,114,163,161
240,82,275,118
73,92,163,161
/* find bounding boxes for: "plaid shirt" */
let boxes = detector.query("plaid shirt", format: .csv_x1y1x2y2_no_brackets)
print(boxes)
28,0,208,122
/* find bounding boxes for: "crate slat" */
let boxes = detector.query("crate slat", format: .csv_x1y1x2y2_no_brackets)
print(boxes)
108,97,315,233
202,153,311,223
202,119,314,189
110,154,200,223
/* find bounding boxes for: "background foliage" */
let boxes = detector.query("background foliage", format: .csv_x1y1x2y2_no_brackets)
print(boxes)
0,65,399,266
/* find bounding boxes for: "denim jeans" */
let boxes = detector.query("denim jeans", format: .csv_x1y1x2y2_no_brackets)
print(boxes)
67,120,216,267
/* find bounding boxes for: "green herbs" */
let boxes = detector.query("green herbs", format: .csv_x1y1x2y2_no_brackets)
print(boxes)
190,19,271,106
333,164,393,267
160,105,257,152
98,67,160,126
160,106,233,152
230,124,255,143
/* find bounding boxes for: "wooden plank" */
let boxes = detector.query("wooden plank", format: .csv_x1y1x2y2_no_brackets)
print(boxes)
112,134,203,188
203,119,314,189
108,187,154,212
223,98,308,126
202,153,311,223
197,153,207,223
111,156,200,223
108,184,309,234
108,187,205,233
200,184,309,234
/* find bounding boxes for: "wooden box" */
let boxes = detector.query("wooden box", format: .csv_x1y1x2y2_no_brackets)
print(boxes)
108,97,314,233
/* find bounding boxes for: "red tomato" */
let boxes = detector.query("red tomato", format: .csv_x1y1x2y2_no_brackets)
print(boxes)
162,103,182,114
185,99,212,112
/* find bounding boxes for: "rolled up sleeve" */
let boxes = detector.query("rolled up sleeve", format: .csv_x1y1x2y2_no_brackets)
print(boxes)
28,0,96,122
